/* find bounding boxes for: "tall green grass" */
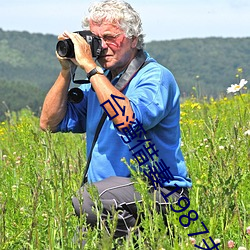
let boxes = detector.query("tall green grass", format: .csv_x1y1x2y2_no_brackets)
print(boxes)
0,93,249,249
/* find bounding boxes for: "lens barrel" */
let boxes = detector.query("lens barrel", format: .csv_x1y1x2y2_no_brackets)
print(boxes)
68,88,84,103
56,39,75,58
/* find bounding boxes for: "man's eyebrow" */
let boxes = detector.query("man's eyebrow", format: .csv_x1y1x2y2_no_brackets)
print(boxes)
102,32,114,35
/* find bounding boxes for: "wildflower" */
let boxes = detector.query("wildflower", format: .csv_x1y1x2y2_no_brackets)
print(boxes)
189,237,196,245
228,240,235,248
196,180,201,185
42,213,48,221
129,159,136,165
246,226,250,235
238,247,246,250
244,130,250,136
227,79,248,93
218,145,224,150
121,157,126,163
191,103,201,109
237,67,243,73
214,239,221,244
12,185,17,192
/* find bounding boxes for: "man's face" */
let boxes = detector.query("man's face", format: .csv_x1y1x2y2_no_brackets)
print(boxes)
89,20,138,73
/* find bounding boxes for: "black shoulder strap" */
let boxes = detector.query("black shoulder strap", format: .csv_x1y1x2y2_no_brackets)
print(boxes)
115,49,147,92
81,112,107,186
81,50,149,186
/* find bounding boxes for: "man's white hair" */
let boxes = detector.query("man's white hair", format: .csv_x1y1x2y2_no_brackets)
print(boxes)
82,0,145,49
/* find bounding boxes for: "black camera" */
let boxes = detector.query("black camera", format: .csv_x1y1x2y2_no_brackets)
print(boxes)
56,30,102,58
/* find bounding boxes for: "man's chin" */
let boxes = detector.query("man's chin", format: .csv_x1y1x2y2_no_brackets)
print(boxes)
98,59,113,69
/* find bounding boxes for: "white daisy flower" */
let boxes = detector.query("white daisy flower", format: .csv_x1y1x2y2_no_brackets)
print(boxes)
227,79,248,93
244,130,250,136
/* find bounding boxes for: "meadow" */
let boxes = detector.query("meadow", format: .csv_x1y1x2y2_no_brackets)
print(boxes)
0,90,249,249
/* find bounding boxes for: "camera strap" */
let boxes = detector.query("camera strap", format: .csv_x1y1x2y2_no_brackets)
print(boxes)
81,50,150,186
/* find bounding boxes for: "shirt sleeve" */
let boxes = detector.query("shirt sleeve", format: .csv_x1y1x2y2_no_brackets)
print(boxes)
128,62,180,131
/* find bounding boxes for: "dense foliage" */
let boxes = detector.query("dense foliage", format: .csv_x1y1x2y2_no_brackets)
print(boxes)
0,29,59,87
0,29,60,120
0,93,249,249
0,80,46,121
145,37,250,97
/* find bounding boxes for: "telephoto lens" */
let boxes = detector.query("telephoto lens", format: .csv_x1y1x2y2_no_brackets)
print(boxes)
56,39,75,58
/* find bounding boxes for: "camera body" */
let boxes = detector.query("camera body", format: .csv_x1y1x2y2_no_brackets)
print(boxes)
56,30,102,58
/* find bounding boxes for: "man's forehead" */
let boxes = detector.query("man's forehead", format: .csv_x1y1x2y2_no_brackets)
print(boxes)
90,20,122,34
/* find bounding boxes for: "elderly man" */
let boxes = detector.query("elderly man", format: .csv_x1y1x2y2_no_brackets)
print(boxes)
40,0,192,243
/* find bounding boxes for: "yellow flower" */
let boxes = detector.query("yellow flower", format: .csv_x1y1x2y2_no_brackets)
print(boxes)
237,67,243,73
180,111,187,116
191,103,201,109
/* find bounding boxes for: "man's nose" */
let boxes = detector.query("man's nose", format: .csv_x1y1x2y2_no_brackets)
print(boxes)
101,38,108,49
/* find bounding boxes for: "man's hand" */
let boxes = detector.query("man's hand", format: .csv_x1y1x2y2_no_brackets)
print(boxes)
56,33,79,71
62,31,96,73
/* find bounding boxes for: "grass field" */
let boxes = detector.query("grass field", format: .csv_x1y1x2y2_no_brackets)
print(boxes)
0,91,249,249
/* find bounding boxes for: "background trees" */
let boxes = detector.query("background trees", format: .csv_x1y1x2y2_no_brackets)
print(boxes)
0,28,249,120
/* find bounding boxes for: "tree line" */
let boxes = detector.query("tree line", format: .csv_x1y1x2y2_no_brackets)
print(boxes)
0,28,249,120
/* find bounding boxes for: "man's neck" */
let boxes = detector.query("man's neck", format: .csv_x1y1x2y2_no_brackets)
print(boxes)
110,49,140,80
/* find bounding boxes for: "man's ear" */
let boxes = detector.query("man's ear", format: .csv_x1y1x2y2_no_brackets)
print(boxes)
131,36,139,48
